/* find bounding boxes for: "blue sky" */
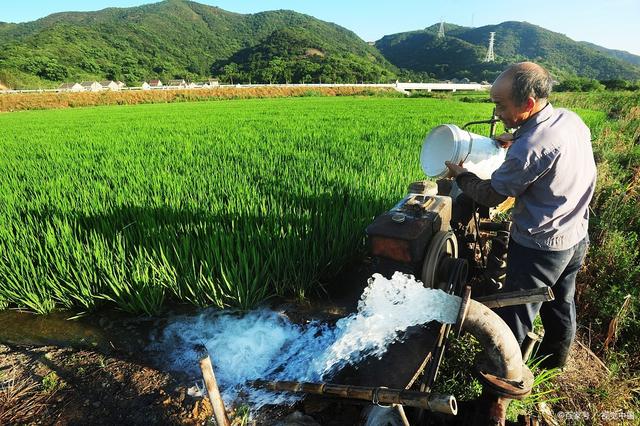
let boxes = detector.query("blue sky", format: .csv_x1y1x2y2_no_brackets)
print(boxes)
3,0,640,55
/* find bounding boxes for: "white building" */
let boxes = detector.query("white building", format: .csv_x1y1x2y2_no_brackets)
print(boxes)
167,79,187,88
100,80,121,91
80,81,103,92
148,79,163,88
58,82,83,92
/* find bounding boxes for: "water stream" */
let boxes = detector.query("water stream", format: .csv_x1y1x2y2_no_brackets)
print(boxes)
0,272,464,412
149,272,462,408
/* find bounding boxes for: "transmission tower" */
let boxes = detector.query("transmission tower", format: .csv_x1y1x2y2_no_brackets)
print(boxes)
483,32,496,62
437,21,445,39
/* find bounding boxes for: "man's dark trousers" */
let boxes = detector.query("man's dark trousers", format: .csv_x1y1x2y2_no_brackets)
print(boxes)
494,237,589,369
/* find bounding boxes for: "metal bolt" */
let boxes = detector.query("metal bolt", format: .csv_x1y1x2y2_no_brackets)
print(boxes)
391,213,406,223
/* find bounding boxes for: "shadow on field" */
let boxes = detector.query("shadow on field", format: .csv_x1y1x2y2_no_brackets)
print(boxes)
22,183,396,309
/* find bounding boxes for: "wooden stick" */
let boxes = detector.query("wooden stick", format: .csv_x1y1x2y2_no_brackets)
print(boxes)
196,345,230,426
396,404,411,426
575,339,610,374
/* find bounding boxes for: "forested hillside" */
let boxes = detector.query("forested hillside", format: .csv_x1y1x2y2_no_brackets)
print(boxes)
0,0,394,88
376,21,640,81
1,1,639,88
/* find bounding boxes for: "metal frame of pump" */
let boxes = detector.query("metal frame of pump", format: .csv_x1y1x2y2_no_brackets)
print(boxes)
420,112,513,391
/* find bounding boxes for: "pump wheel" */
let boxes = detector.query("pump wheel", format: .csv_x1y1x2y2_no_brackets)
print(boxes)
421,230,458,290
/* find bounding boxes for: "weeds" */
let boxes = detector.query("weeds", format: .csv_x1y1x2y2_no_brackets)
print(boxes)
0,368,47,423
41,371,65,393
0,86,398,112
553,93,640,371
507,357,564,421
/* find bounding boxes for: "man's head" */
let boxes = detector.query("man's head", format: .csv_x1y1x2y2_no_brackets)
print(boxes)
490,62,553,129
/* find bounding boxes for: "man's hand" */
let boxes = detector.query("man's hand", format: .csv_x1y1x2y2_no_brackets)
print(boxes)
444,161,468,178
494,132,514,149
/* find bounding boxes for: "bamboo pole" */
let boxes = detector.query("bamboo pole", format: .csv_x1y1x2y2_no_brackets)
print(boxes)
248,379,457,415
196,345,230,426
396,404,411,426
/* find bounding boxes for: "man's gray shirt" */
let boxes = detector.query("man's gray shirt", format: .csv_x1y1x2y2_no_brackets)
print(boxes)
490,103,597,251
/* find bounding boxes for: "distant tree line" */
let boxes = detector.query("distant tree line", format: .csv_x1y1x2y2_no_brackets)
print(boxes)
555,77,640,92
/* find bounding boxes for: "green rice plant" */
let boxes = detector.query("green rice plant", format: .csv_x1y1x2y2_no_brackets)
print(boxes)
0,96,608,315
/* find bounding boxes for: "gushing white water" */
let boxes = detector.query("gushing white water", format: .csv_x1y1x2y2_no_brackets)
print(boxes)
149,272,461,408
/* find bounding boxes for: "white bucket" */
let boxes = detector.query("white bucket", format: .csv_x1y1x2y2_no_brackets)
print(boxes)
420,124,507,180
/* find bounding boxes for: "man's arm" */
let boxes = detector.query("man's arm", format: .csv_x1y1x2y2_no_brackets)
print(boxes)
456,172,507,207
444,161,508,207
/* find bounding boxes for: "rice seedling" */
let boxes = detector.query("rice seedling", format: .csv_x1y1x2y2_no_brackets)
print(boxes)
0,96,606,314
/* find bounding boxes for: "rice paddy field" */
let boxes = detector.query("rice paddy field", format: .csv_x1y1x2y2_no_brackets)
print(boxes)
0,96,611,316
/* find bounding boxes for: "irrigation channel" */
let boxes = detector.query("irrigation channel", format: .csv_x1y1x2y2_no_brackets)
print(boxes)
1,264,479,423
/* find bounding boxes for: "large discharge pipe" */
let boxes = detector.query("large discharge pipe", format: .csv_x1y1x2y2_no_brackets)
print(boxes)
456,289,535,426
462,298,526,382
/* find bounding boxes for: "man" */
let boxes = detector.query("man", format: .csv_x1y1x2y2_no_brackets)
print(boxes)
445,62,596,369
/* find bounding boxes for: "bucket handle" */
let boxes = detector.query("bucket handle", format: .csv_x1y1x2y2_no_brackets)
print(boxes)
461,130,474,165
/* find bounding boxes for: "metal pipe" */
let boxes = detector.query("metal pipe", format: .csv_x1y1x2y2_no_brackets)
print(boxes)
462,117,501,130
521,332,541,362
474,287,554,309
248,380,457,415
456,292,534,425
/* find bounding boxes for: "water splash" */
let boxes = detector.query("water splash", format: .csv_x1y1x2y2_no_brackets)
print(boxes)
150,272,461,408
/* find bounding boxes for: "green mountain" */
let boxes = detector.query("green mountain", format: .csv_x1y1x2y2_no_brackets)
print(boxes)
578,41,640,67
2,4,639,89
0,0,395,88
375,21,640,81
212,27,395,84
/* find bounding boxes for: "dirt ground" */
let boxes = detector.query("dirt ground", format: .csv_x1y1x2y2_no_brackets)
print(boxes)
0,342,365,426
1,335,637,425
546,337,639,426
0,344,216,425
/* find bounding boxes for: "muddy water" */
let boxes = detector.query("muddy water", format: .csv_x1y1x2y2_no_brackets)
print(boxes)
0,310,109,348
0,259,375,354
0,308,167,357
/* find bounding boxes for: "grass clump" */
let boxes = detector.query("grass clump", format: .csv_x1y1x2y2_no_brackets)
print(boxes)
554,92,640,370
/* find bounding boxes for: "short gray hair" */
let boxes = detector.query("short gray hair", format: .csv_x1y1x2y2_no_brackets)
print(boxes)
509,63,553,106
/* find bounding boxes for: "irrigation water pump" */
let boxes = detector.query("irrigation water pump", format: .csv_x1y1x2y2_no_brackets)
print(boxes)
362,112,550,426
